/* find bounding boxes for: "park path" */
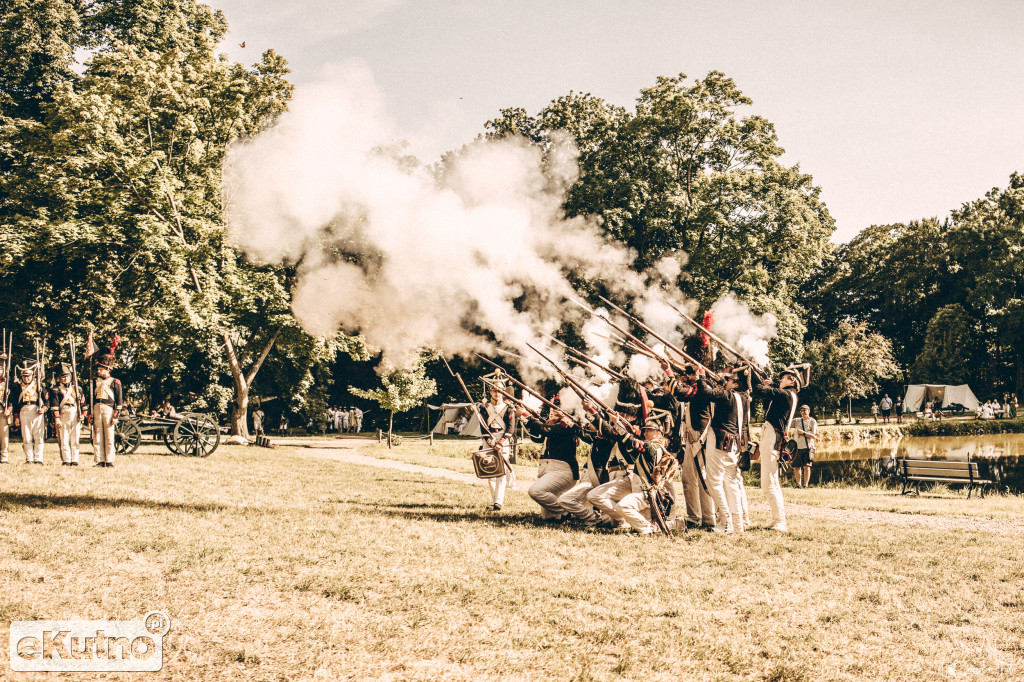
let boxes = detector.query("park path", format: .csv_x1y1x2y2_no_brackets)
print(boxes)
295,438,1024,536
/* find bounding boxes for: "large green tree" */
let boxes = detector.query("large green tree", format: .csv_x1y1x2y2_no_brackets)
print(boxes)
0,0,358,435
802,321,900,418
485,73,834,365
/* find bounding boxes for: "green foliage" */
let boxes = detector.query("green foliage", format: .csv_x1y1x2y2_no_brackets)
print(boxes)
911,304,977,384
900,417,1024,437
350,354,438,416
484,72,834,368
803,321,900,410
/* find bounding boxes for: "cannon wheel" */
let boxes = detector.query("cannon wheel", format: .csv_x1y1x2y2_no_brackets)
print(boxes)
115,418,142,456
162,432,181,455
172,413,220,457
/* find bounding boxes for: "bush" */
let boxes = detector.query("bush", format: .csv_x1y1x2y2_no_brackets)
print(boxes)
901,417,1024,437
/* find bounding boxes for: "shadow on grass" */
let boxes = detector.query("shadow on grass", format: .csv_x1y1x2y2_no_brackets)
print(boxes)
340,500,666,536
0,492,229,513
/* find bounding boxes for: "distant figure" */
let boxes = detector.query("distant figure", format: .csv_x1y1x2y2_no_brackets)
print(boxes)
879,394,893,423
341,407,350,433
279,414,289,434
895,395,904,424
870,402,879,423
355,407,363,433
348,406,358,433
159,400,177,418
1011,394,1019,419
252,406,265,436
793,405,818,488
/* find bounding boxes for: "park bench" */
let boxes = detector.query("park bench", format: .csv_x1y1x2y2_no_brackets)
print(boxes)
898,457,992,499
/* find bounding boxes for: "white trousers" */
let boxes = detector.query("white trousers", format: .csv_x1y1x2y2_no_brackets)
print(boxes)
19,405,45,462
486,443,515,506
588,472,653,533
92,404,116,464
528,459,576,519
558,477,601,524
355,418,362,432
759,426,787,528
681,440,715,526
55,405,81,464
706,441,744,532
0,411,10,463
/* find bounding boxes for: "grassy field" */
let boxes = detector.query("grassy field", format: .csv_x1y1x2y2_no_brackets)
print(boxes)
1,442,1023,680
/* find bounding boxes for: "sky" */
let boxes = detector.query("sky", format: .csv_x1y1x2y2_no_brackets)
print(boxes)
210,0,1024,243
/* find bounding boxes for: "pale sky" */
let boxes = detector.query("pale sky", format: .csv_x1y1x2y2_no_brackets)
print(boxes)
211,0,1024,243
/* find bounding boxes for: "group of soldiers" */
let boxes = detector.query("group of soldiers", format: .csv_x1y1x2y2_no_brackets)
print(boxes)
467,325,810,536
0,351,124,467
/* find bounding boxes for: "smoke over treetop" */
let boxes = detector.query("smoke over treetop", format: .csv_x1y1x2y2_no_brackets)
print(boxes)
222,63,775,372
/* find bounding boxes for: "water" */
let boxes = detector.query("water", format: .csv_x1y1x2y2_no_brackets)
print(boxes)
810,433,1024,491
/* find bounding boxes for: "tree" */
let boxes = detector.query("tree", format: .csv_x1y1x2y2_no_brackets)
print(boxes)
485,72,834,366
0,0,362,435
910,304,978,384
803,321,900,419
350,354,438,448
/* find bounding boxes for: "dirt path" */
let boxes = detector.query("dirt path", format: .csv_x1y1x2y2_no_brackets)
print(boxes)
299,439,1024,536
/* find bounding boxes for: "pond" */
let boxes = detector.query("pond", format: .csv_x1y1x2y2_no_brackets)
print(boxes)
808,433,1024,491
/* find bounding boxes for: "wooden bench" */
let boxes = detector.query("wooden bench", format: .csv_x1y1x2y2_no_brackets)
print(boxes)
898,457,992,498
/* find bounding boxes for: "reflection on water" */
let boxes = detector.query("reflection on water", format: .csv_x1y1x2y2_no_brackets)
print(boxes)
811,434,1024,490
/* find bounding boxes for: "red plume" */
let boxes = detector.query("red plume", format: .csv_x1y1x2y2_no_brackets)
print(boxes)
109,334,121,354
700,311,714,348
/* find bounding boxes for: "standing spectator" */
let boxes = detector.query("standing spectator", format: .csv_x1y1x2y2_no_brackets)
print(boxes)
348,406,358,434
1011,394,1018,419
793,405,818,488
870,401,879,423
355,407,364,433
894,394,904,423
279,414,289,434
879,394,893,423
333,407,344,433
341,407,350,433
326,406,336,431
252,404,265,436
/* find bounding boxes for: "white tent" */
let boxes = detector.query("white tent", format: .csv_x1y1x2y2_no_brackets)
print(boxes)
428,403,485,436
903,384,980,413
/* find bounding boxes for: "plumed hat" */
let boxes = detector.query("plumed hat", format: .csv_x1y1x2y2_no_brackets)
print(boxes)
97,354,115,369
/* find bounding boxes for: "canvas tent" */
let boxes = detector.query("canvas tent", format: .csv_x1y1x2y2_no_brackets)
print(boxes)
428,403,485,436
903,384,980,413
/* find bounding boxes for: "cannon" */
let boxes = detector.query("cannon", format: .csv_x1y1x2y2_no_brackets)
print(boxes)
115,412,221,457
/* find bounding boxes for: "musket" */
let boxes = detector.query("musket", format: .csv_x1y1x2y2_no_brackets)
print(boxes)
662,298,761,371
597,296,719,377
69,334,82,414
542,333,627,381
473,354,566,417
1,331,10,412
492,347,552,373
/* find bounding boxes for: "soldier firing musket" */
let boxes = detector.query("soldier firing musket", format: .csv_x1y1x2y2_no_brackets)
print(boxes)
526,343,676,537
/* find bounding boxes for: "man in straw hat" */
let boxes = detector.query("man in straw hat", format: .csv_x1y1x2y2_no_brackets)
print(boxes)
11,362,47,464
88,353,123,467
49,363,85,466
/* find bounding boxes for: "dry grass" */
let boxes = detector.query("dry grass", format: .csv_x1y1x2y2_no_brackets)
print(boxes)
1,443,1023,680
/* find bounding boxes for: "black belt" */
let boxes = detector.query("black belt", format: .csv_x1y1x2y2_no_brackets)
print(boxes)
95,399,116,406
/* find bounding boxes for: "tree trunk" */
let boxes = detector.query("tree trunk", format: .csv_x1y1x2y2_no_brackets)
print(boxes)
1017,349,1024,397
232,394,249,439
223,327,281,437
848,396,853,421
387,411,394,449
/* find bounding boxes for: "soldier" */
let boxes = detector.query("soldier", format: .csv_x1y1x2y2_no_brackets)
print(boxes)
11,363,47,464
354,406,363,433
696,369,749,533
479,378,517,511
750,367,802,532
89,354,123,467
0,352,11,464
556,401,616,527
49,363,85,466
523,406,580,522
589,411,673,535
667,364,716,530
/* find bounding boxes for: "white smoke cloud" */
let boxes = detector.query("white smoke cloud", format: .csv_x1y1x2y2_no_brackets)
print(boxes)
709,293,777,367
223,62,780,380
